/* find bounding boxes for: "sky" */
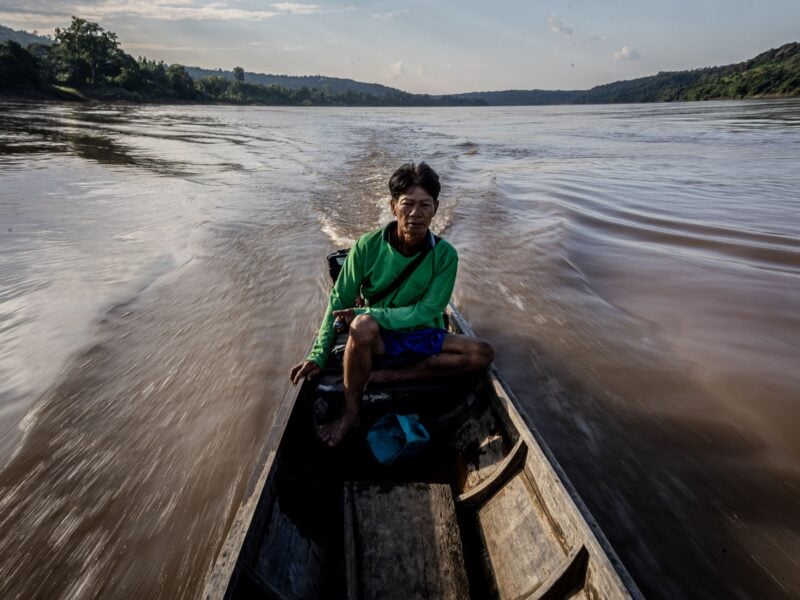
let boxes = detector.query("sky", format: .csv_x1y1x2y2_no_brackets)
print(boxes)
1,1,799,94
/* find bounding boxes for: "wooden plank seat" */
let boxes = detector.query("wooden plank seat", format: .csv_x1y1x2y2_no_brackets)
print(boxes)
343,481,469,600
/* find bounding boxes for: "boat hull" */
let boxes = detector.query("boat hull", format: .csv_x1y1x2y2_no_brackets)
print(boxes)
203,305,642,599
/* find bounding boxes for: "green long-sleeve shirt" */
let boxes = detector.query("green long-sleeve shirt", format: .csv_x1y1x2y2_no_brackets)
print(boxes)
307,222,458,367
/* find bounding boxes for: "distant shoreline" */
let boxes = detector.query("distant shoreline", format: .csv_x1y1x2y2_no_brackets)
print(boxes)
2,87,798,108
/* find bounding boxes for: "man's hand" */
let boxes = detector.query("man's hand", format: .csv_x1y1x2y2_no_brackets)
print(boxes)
332,308,356,324
290,360,321,385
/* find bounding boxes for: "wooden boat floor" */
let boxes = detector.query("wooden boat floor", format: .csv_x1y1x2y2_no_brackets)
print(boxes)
240,378,484,598
343,481,469,600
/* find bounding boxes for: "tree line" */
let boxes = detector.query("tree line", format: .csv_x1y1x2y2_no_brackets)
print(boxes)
0,17,483,106
1,17,798,105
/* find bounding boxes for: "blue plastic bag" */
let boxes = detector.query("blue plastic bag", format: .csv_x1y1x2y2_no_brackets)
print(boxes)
367,413,431,465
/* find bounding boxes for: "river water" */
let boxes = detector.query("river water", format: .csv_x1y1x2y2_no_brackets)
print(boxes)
0,99,798,599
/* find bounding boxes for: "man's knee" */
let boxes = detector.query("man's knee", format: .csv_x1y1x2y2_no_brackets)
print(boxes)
348,314,380,345
471,339,494,370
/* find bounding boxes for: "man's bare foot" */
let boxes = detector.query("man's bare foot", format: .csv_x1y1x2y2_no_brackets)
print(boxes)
317,410,360,448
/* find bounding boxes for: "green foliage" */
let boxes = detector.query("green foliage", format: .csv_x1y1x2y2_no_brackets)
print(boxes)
52,17,123,85
167,63,195,99
26,43,55,84
233,66,244,82
195,75,230,98
0,40,40,88
678,43,800,100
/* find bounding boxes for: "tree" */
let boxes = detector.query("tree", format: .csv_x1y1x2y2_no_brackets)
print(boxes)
196,75,231,99
52,17,122,85
167,63,195,99
0,40,40,88
26,43,55,84
233,66,244,82
139,58,172,92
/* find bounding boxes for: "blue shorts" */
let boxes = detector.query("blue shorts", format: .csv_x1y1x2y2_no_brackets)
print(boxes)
380,327,447,358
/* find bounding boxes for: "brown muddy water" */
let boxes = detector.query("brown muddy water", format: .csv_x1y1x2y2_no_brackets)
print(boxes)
0,99,798,599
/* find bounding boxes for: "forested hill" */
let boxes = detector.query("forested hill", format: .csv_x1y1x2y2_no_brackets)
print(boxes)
447,42,800,105
185,67,403,97
0,24,52,46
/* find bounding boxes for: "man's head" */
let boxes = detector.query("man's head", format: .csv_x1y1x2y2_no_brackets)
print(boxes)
388,162,441,204
388,162,441,246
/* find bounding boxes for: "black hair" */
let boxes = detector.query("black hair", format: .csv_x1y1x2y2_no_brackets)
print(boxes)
388,162,441,202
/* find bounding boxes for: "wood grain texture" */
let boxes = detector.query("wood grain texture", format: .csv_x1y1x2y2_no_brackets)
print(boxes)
344,482,469,600
479,473,563,599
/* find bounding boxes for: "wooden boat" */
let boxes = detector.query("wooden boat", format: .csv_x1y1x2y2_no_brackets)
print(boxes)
202,305,643,599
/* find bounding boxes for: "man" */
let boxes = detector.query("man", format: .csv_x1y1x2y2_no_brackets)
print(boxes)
290,162,494,447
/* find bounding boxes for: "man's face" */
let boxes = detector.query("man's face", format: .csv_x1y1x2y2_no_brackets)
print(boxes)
391,186,438,241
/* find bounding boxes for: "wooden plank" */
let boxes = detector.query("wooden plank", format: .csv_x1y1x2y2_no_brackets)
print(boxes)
456,438,527,507
345,482,469,599
343,483,359,600
478,473,563,599
453,405,508,490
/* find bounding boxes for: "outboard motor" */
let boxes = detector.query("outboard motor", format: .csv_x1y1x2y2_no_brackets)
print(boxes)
327,249,349,283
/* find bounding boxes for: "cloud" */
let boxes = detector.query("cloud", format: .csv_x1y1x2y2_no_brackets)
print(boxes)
67,1,281,21
613,45,642,60
583,35,610,45
386,60,406,81
271,3,322,15
385,62,426,79
1,1,329,23
281,44,308,52
0,10,69,28
547,13,573,36
123,42,241,51
372,9,409,21
123,42,203,51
